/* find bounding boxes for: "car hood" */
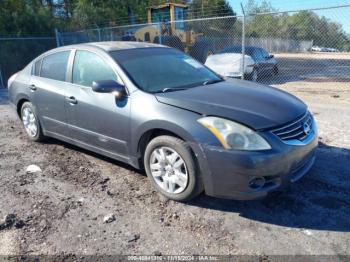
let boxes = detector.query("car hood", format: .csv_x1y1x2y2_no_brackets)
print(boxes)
155,79,307,130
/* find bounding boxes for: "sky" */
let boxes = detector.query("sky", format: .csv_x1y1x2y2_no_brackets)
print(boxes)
228,0,350,33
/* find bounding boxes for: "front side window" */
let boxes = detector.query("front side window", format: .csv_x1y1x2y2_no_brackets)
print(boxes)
73,50,117,87
111,48,222,93
40,51,70,81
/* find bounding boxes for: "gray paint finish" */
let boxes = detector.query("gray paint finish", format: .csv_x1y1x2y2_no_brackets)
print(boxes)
8,42,317,200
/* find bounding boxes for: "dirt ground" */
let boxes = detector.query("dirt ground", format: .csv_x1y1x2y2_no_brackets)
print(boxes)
0,52,349,256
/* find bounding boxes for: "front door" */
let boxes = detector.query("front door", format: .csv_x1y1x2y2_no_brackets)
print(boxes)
65,50,130,158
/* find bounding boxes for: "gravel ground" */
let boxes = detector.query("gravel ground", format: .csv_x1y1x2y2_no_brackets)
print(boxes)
0,53,350,256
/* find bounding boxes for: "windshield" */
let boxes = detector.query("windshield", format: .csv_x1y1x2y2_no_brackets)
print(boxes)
151,7,170,23
110,48,222,93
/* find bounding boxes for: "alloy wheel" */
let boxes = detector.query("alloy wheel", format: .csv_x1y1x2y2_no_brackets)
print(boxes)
149,146,188,194
22,107,38,137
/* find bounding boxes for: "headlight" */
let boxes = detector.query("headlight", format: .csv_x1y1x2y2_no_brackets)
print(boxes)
198,117,271,151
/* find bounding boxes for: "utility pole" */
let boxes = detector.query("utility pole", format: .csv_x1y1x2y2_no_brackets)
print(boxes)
0,68,4,88
201,0,204,17
240,3,246,80
55,28,60,47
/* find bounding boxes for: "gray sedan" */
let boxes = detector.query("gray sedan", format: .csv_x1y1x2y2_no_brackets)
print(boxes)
8,42,318,201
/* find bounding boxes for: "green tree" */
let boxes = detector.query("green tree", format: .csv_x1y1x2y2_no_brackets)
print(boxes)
189,0,236,19
243,0,350,51
0,0,57,36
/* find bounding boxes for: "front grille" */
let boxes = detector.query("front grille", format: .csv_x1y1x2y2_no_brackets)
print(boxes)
271,112,313,141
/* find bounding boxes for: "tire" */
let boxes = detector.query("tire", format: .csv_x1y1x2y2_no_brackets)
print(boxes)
144,135,203,201
189,40,214,63
20,102,45,142
153,35,184,51
248,68,258,82
273,65,279,75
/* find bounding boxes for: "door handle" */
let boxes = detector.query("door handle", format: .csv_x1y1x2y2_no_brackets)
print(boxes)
66,96,77,105
29,84,37,91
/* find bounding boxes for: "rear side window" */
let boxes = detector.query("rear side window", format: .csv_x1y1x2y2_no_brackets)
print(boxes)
72,50,117,87
34,59,42,76
40,51,70,81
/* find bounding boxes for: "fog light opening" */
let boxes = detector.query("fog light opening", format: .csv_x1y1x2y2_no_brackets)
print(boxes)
249,177,266,190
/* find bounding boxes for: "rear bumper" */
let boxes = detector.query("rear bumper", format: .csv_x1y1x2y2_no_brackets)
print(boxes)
195,123,318,200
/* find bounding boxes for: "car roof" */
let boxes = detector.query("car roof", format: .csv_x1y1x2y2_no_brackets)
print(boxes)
221,45,261,51
35,41,168,60
84,41,166,51
54,41,166,52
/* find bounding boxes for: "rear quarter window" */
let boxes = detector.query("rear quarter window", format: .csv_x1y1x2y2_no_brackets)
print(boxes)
33,59,42,76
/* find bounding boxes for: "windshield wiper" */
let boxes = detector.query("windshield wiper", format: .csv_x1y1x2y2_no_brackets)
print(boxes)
161,87,189,93
202,79,224,86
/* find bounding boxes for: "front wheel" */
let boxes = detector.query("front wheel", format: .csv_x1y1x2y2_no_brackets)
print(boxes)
247,68,258,82
144,136,203,201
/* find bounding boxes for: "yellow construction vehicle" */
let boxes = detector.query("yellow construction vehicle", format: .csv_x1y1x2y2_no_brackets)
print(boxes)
123,2,214,62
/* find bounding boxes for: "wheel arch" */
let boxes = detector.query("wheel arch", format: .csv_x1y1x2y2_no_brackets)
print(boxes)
16,95,31,117
132,120,201,169
138,128,184,159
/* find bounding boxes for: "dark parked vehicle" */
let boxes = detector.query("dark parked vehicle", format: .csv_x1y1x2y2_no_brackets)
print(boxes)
220,45,279,81
8,42,317,201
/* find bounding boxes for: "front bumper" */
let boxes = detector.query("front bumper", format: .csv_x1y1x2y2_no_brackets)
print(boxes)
196,121,318,200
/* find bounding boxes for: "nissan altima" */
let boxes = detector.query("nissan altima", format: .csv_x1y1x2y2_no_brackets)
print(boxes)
8,42,318,201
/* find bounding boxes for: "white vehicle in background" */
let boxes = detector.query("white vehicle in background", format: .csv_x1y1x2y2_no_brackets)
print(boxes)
205,45,278,82
311,46,340,52
311,46,322,52
205,53,256,81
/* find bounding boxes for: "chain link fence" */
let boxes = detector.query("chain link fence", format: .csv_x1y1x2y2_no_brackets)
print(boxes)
1,4,349,90
56,4,350,91
0,37,56,87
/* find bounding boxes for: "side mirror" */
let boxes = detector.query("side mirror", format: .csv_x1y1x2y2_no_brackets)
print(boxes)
268,54,274,59
92,80,126,99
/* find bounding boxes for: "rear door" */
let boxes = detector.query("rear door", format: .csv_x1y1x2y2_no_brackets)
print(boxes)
30,50,71,137
65,49,130,158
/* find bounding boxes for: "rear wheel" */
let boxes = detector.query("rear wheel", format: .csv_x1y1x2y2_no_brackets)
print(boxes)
144,136,203,201
273,65,279,75
20,102,45,142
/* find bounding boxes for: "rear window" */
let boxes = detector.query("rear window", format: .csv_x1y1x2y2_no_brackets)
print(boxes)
220,46,254,57
40,51,70,81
